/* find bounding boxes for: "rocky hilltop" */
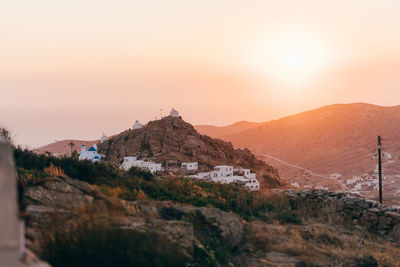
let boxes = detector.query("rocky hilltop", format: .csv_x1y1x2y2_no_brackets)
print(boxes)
98,116,280,186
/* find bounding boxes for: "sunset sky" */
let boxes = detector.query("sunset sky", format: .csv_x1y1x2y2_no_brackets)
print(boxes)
1,0,400,147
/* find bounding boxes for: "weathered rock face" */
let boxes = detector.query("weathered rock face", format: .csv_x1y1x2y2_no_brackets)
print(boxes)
121,200,244,250
24,177,101,210
24,177,245,265
98,116,280,187
23,177,400,266
282,189,400,242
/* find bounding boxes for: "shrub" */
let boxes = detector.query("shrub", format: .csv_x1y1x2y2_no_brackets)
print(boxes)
41,214,191,267
15,147,299,223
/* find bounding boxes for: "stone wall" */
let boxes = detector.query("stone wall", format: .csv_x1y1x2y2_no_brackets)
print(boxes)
0,141,21,267
283,190,400,242
0,142,50,267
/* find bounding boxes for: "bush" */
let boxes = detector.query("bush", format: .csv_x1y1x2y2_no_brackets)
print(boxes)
15,147,299,223
41,214,191,267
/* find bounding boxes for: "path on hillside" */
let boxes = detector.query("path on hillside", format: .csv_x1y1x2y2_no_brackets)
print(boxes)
260,154,349,192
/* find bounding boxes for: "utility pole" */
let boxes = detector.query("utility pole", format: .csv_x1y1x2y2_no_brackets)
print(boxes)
378,136,383,204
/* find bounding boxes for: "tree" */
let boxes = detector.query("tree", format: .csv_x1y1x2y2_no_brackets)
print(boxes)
68,142,75,156
0,126,12,144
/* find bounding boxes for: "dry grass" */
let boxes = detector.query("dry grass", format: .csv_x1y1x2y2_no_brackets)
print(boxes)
244,221,400,266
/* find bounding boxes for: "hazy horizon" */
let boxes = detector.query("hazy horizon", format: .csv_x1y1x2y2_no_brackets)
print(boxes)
2,1,400,147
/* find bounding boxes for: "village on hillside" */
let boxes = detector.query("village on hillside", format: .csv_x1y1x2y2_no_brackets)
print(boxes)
287,150,400,205
75,108,261,191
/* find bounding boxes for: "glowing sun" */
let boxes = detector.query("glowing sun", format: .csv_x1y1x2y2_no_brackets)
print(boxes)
253,30,329,84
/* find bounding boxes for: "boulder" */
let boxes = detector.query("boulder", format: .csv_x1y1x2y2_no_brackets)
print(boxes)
24,177,94,209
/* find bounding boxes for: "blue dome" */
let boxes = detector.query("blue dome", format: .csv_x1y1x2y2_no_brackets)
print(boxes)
93,156,100,159
88,146,97,152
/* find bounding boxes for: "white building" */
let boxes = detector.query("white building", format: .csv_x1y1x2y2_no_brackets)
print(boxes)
120,156,137,170
330,173,342,179
120,156,162,173
235,168,256,179
100,133,108,143
383,152,392,160
291,182,300,188
170,108,179,117
354,183,362,190
79,144,104,162
189,165,260,191
213,165,233,177
133,120,143,130
181,162,198,171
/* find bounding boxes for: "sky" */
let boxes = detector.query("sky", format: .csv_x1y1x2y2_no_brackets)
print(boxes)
1,0,400,147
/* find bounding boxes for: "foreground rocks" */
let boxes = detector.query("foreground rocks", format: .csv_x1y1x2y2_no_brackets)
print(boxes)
23,176,244,265
23,177,400,266
282,189,400,242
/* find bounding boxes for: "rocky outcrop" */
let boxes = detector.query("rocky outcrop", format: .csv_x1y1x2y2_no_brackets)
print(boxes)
121,200,244,249
22,176,400,266
282,189,400,241
24,177,244,265
98,116,280,187
24,176,106,210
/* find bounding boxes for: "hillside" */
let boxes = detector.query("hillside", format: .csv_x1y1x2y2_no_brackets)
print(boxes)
9,144,400,266
195,121,263,139
224,103,400,174
98,116,280,187
197,103,400,200
34,139,99,156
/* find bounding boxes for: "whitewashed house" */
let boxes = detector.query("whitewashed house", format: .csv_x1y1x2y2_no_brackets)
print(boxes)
100,133,108,143
234,168,256,179
213,165,234,177
383,152,392,160
170,108,180,117
120,156,162,173
133,120,143,130
120,156,138,170
79,144,104,162
292,182,300,188
189,165,260,191
181,162,198,171
354,183,362,190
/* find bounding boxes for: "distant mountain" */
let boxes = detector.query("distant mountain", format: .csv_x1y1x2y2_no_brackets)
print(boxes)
213,103,400,181
98,116,281,187
34,139,99,156
195,121,263,139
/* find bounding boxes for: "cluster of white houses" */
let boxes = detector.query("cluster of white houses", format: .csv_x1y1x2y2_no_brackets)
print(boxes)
119,157,260,191
120,156,198,173
120,156,162,173
79,150,260,191
189,165,260,191
77,108,260,191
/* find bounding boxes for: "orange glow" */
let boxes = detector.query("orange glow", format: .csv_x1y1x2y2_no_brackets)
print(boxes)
1,1,400,147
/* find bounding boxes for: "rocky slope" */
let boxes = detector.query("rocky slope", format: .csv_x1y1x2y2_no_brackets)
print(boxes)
98,116,280,186
23,176,400,266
